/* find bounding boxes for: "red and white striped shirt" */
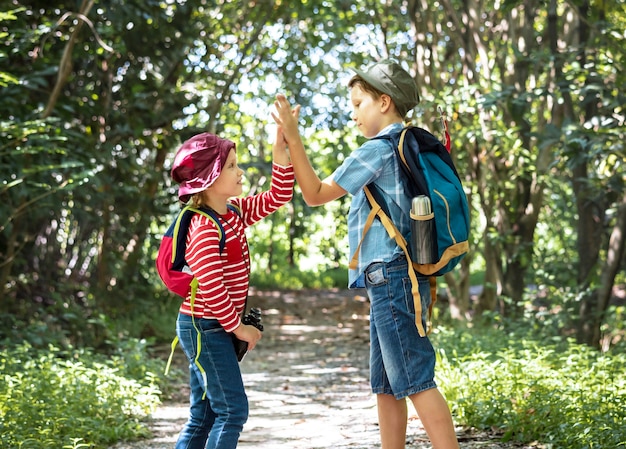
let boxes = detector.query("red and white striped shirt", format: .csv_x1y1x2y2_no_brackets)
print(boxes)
180,163,294,332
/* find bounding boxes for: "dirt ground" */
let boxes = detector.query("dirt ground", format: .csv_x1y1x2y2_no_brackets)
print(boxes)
111,288,528,449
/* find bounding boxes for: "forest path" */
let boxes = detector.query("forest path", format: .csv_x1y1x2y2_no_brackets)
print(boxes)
111,289,525,449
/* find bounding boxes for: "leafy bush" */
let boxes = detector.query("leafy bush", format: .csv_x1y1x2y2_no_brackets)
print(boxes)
0,342,162,449
434,325,626,448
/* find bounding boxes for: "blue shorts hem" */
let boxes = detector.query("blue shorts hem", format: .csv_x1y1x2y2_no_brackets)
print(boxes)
372,380,438,399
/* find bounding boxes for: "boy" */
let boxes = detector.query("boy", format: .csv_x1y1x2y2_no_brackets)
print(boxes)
272,59,459,449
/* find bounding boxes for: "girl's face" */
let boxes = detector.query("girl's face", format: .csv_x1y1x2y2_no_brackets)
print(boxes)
208,149,244,199
350,84,386,139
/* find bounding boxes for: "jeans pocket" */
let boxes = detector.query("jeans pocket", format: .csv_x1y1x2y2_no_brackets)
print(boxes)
176,328,198,361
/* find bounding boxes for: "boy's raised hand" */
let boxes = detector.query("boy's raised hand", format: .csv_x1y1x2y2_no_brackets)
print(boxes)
272,94,301,146
272,93,346,205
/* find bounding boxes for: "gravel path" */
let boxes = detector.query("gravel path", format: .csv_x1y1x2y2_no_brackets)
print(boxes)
110,289,523,449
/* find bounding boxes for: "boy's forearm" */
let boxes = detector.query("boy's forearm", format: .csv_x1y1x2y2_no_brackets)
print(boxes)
285,134,325,206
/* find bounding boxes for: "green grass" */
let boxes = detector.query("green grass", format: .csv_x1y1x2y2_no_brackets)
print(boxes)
2,289,624,448
0,342,163,449
433,324,626,448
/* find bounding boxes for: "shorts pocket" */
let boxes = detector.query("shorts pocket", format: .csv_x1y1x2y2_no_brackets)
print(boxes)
365,264,387,287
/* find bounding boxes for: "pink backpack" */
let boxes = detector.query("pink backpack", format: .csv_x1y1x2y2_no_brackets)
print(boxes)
156,203,240,298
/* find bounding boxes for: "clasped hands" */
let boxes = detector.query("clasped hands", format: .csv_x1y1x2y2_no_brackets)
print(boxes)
272,94,301,146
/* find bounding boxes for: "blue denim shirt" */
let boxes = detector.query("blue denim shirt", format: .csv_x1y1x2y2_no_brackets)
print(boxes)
332,123,411,288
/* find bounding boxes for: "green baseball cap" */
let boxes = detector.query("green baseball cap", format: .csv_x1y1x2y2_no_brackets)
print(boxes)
352,59,420,117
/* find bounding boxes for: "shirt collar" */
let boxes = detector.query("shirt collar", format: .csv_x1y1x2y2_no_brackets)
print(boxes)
375,122,404,138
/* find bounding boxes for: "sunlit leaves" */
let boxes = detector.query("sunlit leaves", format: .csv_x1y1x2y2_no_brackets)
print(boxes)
0,343,161,448
435,325,626,447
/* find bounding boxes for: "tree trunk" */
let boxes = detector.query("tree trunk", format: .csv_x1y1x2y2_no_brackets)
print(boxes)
476,233,500,317
445,256,471,320
0,215,20,312
42,0,95,118
589,194,626,348
571,0,610,346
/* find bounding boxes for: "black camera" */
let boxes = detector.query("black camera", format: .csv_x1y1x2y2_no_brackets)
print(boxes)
232,308,263,361
242,308,264,331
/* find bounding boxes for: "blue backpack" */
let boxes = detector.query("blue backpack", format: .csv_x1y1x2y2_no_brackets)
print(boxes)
350,125,470,336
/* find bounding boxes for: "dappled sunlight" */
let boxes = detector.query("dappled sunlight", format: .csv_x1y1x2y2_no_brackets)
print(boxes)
233,288,430,448
111,290,531,448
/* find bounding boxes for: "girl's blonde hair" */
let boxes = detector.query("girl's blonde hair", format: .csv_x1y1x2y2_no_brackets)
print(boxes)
189,192,207,208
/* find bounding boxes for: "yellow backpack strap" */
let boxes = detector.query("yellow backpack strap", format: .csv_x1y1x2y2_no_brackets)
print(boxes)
171,205,192,264
360,186,430,337
164,336,178,375
189,277,208,399
428,275,437,324
164,207,213,398
349,191,381,271
163,277,208,398
163,276,199,376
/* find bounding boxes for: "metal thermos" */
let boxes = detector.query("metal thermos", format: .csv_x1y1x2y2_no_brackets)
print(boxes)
410,195,435,264
412,196,432,216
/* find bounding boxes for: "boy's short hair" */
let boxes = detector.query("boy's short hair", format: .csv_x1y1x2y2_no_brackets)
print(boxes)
348,75,384,100
349,59,420,118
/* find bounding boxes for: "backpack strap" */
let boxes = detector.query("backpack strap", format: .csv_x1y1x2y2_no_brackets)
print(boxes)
164,202,242,387
170,202,242,266
348,182,384,265
438,106,451,153
349,186,431,337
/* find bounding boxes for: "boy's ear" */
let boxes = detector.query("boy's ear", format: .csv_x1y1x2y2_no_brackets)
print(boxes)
380,94,394,113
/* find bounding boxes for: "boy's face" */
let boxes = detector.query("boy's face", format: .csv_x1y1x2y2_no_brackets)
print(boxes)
208,149,244,198
350,84,387,139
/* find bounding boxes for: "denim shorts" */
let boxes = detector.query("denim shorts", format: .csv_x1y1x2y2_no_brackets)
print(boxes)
364,256,437,399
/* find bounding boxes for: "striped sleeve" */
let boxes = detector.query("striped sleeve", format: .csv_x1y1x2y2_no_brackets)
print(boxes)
236,163,294,226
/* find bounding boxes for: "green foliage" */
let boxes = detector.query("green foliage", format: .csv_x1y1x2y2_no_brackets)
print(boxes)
251,265,348,290
603,302,626,352
0,342,162,449
1,0,624,370
434,325,626,448
0,0,624,446
105,290,182,343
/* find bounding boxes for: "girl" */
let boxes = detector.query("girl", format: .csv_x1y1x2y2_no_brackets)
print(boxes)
170,128,293,449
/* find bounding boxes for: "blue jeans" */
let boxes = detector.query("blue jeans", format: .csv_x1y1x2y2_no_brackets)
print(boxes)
175,313,248,449
364,256,437,399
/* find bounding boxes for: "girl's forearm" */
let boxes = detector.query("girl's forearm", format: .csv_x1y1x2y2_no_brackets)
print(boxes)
272,145,290,166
